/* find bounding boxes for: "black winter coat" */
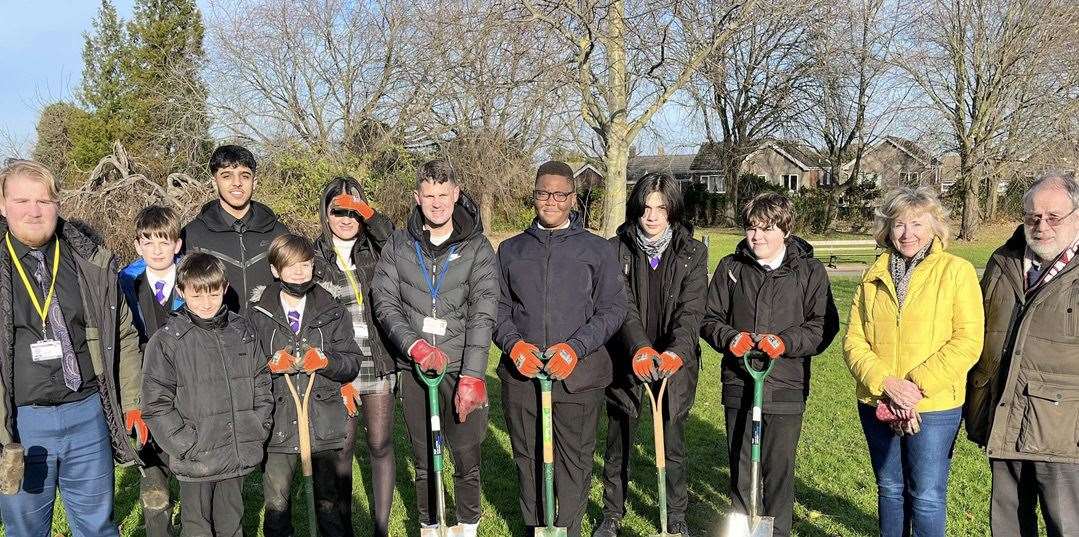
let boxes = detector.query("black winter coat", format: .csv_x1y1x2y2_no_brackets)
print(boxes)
370,193,498,378
493,214,628,396
141,309,274,482
606,223,708,414
249,283,361,454
312,176,397,378
700,236,839,414
181,200,289,315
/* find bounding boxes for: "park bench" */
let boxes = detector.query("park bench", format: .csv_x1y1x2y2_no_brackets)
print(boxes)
810,239,880,268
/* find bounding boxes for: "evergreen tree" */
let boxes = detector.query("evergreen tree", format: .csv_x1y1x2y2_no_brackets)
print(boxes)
75,0,132,168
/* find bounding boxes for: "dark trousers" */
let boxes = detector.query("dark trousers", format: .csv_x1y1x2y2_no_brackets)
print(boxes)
601,368,698,524
263,450,353,537
503,381,604,537
724,407,804,537
990,459,1079,537
178,476,244,537
402,370,488,526
139,446,176,537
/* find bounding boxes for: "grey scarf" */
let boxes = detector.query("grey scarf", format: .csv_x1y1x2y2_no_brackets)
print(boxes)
635,225,673,269
889,242,932,308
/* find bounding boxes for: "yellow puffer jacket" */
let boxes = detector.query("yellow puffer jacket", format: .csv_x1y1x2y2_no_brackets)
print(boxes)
844,239,984,412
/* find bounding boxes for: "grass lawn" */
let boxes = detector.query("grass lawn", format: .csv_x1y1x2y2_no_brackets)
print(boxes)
21,226,1018,536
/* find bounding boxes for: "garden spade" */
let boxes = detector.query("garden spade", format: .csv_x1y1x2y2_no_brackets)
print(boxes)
643,372,683,537
725,349,776,537
535,366,568,537
283,371,319,537
416,365,466,537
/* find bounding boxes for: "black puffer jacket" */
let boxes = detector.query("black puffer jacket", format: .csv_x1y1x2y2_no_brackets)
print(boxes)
370,193,498,377
493,214,627,395
249,283,361,454
181,200,289,315
606,222,708,413
700,236,839,414
312,177,397,378
141,309,273,482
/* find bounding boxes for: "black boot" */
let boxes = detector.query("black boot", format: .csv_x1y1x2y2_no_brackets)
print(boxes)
591,515,621,537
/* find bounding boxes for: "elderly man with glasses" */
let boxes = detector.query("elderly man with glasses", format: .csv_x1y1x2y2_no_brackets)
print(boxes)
965,172,1079,537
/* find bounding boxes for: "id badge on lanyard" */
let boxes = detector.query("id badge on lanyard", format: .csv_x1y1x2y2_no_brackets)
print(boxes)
415,241,457,340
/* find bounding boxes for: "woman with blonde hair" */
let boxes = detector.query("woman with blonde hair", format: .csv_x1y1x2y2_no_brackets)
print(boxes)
844,187,984,537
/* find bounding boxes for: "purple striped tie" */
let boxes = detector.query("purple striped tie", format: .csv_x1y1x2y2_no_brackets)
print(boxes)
154,280,167,305
30,250,81,391
288,310,301,334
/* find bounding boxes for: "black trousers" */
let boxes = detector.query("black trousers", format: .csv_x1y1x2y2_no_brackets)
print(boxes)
503,381,604,537
263,448,354,537
139,446,175,537
601,367,698,524
401,369,489,526
724,407,804,537
990,459,1079,537
178,476,244,537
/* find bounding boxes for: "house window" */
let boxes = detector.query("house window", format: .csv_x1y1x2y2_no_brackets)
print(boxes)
701,174,725,193
899,172,919,186
782,174,799,192
859,172,880,185
940,180,956,193
820,172,834,187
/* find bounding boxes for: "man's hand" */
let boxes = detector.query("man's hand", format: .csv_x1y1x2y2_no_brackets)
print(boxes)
729,332,755,358
454,375,488,422
657,351,684,377
301,347,329,374
544,343,578,380
330,194,375,220
268,348,298,374
125,409,150,447
410,340,448,375
756,334,786,360
632,347,661,382
340,384,359,417
510,340,544,378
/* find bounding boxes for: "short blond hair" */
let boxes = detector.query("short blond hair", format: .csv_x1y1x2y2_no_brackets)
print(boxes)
268,234,315,272
873,187,951,250
0,159,60,200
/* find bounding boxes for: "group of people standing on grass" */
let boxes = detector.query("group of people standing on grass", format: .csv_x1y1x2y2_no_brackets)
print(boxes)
0,143,1075,537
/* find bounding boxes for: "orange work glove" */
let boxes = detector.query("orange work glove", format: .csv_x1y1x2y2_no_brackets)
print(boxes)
632,347,661,382
331,194,375,220
125,409,150,447
510,340,544,378
757,333,786,360
728,332,755,358
454,375,488,422
301,347,329,373
340,384,359,417
268,348,298,374
657,351,684,377
543,343,578,380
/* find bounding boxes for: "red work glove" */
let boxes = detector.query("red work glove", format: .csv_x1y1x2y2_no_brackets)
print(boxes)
757,333,786,360
268,348,298,374
331,194,375,220
340,384,359,417
632,347,661,382
410,339,448,375
510,340,544,378
729,332,755,358
543,343,578,380
125,409,150,447
657,351,684,377
301,347,329,373
454,375,488,422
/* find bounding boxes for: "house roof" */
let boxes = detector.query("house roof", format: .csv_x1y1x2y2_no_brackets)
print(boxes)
880,136,935,166
627,154,696,181
693,140,826,172
570,161,603,178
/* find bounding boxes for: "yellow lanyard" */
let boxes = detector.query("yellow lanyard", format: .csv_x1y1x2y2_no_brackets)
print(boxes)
334,246,364,309
5,234,60,332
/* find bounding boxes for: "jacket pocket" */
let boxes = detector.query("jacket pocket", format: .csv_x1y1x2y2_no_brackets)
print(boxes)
1017,382,1079,457
1069,284,1078,338
311,386,347,443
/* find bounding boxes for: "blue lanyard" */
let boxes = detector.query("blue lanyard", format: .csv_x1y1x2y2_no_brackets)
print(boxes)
413,241,457,309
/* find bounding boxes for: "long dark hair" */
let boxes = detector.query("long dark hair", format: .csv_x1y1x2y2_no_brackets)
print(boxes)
626,173,684,226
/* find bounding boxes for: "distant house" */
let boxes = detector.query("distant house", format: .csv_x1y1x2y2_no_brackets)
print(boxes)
851,136,944,191
569,161,605,190
689,140,828,193
626,154,696,184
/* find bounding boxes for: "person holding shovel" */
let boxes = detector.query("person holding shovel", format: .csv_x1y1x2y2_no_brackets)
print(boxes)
701,192,839,537
594,173,708,537
370,159,498,537
493,160,627,537
844,187,983,537
249,233,361,537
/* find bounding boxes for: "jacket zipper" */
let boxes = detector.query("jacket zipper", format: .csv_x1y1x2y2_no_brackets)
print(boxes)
216,332,242,464
543,233,552,348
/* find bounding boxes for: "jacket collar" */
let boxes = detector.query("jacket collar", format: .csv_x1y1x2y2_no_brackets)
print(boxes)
253,281,340,329
863,237,945,298
524,211,587,242
194,199,280,234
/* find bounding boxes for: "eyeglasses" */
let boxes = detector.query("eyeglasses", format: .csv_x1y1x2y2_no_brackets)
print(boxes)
533,189,574,202
1023,207,1077,228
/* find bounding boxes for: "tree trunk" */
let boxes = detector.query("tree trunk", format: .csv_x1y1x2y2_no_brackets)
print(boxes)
986,173,1000,222
601,140,630,237
479,188,494,232
959,172,980,240
723,157,741,224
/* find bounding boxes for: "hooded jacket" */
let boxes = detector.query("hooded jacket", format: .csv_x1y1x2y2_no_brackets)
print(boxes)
0,219,143,465
312,177,397,378
701,236,839,414
249,282,361,454
141,308,273,482
493,213,628,396
369,192,498,378
181,200,289,315
965,226,1079,462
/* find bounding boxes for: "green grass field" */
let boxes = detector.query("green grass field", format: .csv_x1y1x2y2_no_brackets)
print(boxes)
21,226,1021,536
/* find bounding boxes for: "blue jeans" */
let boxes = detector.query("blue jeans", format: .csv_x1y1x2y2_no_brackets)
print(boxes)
0,395,118,537
858,403,961,537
